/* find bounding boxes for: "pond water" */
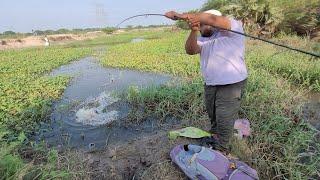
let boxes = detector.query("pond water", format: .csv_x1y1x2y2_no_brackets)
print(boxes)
36,57,179,151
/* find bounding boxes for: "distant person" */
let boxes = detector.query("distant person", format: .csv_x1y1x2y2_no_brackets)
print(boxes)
44,36,50,46
165,10,248,152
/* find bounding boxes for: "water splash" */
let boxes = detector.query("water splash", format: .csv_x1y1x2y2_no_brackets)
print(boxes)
75,92,120,126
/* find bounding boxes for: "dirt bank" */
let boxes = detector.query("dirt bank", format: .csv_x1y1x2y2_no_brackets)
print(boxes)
0,31,104,50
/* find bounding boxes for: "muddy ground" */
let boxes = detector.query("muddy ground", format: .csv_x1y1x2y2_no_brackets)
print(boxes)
48,118,212,180
0,31,104,50
87,131,189,180
80,117,214,180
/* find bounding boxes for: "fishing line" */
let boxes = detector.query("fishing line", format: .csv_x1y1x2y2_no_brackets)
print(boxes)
116,13,320,58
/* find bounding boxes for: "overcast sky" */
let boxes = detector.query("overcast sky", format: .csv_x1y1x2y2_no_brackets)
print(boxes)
0,0,206,33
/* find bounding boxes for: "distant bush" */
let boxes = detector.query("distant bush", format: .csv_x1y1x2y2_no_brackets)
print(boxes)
102,27,116,34
176,20,189,30
126,25,133,29
56,28,70,34
135,25,144,29
43,30,55,35
3,31,16,35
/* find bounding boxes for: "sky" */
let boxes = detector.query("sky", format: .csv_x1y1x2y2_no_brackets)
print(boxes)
0,0,206,33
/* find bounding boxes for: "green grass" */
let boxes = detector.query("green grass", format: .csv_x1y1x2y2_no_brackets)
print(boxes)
0,46,91,179
246,36,320,91
1,29,319,179
0,47,91,131
102,32,200,77
101,30,320,179
64,29,168,48
103,31,320,91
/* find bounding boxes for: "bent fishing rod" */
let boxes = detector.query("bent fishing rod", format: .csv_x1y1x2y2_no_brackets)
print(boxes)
116,13,320,58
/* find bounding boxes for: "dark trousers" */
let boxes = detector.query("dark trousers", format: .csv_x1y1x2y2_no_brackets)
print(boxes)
204,79,247,146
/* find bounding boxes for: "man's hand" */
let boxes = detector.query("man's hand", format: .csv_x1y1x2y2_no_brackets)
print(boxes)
166,12,230,30
165,11,188,21
186,14,201,27
165,11,179,20
189,21,200,31
185,14,200,31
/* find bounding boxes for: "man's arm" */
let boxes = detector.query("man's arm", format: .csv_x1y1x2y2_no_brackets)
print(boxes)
165,11,231,30
185,30,200,55
196,13,231,30
165,11,200,55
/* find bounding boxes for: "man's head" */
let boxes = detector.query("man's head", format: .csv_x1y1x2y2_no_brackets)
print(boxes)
200,9,222,37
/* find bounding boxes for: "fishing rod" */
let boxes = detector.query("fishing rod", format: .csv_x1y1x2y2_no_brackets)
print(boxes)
116,14,166,28
116,13,320,58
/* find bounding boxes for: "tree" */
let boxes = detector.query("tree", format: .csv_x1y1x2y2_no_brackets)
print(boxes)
201,0,229,11
279,3,320,36
43,30,55,35
201,0,319,36
34,30,45,36
56,28,70,34
220,0,283,36
3,31,16,35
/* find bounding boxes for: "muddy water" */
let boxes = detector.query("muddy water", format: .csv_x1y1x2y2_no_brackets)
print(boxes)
302,92,320,130
36,57,179,151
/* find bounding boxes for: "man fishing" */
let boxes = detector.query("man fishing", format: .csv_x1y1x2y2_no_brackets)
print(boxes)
165,10,248,152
